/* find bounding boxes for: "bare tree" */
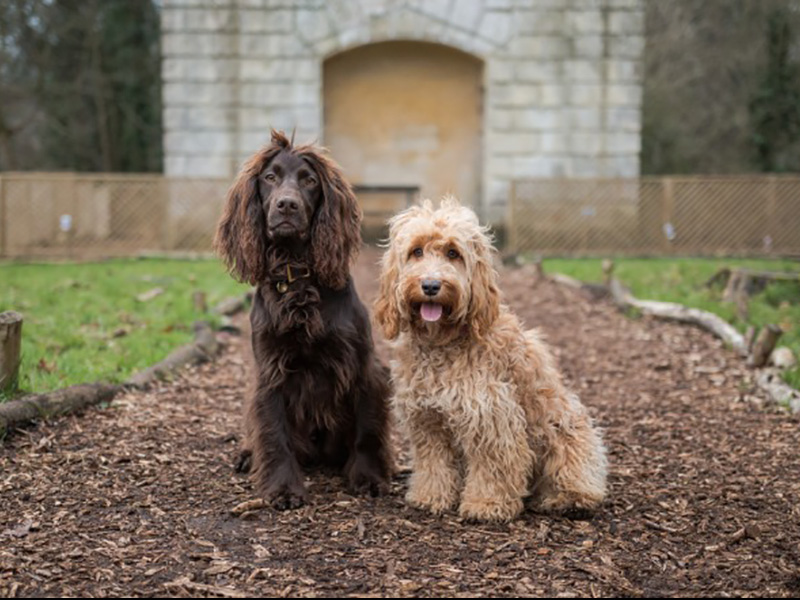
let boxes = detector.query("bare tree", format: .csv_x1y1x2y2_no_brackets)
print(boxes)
0,0,161,172
642,0,800,174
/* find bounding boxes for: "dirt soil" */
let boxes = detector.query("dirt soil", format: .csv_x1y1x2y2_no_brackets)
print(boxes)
2,251,800,598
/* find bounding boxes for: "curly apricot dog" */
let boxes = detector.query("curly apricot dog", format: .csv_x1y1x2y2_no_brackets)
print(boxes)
374,198,607,522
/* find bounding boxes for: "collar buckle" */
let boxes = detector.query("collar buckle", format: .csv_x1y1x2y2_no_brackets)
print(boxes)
276,264,311,294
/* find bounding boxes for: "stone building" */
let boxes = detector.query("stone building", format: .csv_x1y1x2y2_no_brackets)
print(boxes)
161,0,644,221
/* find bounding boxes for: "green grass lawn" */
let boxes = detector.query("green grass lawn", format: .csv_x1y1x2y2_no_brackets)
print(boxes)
2,256,797,400
541,257,800,389
1,259,249,399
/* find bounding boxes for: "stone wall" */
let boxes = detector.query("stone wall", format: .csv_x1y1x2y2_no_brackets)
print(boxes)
162,0,644,221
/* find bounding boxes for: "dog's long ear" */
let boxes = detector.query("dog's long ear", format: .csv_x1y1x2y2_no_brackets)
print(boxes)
214,144,281,285
373,205,425,340
299,149,361,290
374,241,402,340
467,228,501,339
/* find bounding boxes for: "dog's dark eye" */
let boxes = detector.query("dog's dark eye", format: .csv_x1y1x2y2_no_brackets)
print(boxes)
264,173,277,183
411,247,423,258
447,248,460,260
303,176,317,188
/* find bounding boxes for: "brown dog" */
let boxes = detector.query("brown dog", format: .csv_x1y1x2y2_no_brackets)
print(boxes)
215,130,392,509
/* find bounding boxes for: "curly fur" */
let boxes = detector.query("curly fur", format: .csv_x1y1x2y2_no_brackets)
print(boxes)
375,197,607,522
215,130,392,509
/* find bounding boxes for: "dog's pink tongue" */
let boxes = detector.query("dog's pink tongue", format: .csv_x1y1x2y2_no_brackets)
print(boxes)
420,302,443,322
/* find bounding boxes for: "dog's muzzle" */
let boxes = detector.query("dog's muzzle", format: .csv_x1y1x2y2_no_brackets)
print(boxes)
421,279,442,297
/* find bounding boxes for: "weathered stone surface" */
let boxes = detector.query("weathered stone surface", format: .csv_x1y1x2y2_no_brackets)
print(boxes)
162,0,645,216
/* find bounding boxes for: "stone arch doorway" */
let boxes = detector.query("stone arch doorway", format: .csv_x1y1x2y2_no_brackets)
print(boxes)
323,41,483,224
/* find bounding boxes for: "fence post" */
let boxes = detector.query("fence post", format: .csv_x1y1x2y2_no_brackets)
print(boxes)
68,172,77,259
508,180,518,255
0,175,5,259
661,177,675,254
160,176,173,252
766,174,777,255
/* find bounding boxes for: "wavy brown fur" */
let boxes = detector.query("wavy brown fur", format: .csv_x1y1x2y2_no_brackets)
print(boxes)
215,130,392,509
214,130,361,290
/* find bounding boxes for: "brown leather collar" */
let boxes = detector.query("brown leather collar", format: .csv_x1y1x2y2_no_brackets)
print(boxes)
275,264,311,294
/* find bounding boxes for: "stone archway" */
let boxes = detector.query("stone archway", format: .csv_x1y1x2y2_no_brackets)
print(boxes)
323,41,483,218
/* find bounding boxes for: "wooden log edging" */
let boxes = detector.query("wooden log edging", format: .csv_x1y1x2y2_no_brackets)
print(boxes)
548,272,799,413
0,322,220,438
0,383,120,439
212,290,254,317
0,290,253,439
125,321,220,389
756,370,800,414
608,278,749,356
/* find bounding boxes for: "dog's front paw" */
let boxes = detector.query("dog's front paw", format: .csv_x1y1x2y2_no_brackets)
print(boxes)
347,456,389,497
266,479,309,511
458,496,524,522
269,488,308,511
263,469,309,511
406,489,456,515
405,479,459,515
537,492,602,518
349,475,389,498
234,449,252,473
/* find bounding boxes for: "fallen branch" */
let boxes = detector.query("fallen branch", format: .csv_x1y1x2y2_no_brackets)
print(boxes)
756,369,800,413
549,273,584,290
707,267,800,290
551,272,798,413
608,278,748,356
213,291,254,317
1,300,233,439
550,273,610,301
126,321,220,388
0,383,120,438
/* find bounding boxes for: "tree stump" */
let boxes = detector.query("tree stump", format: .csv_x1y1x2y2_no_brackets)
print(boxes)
744,325,756,353
0,311,23,393
602,259,615,287
721,270,743,302
532,256,544,281
747,325,783,368
192,291,208,313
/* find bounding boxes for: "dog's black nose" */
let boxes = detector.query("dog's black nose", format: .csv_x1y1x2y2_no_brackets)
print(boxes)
421,279,441,296
276,198,299,212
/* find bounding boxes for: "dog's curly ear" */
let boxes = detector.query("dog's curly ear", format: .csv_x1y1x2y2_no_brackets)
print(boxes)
214,145,280,285
300,149,361,290
374,205,426,340
374,242,402,340
467,232,501,339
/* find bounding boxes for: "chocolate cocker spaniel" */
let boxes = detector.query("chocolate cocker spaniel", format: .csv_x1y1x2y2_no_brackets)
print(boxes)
214,130,392,509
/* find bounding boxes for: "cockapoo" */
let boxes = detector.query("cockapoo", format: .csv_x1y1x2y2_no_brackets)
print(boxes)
374,198,607,521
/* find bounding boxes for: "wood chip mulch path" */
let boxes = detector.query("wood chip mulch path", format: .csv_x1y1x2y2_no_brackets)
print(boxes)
2,254,799,597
